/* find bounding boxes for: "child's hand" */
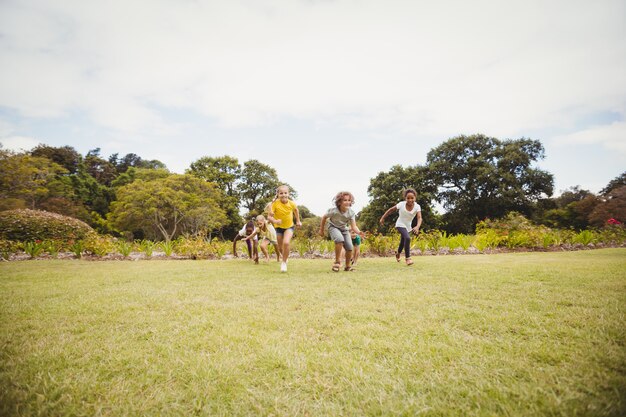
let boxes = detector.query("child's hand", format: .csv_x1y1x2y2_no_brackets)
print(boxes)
411,227,420,235
296,221,302,228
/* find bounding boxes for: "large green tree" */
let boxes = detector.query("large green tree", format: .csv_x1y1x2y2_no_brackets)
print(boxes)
237,159,295,216
426,134,554,233
31,144,82,174
359,164,438,233
186,156,244,238
109,174,227,241
187,156,241,197
0,150,68,211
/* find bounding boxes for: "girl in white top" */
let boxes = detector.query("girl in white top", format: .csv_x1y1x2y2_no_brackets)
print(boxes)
245,215,281,263
379,188,422,266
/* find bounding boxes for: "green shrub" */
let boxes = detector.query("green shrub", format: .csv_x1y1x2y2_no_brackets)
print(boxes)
23,240,45,259
0,239,21,260
174,237,213,259
84,235,115,257
116,240,134,257
0,209,95,242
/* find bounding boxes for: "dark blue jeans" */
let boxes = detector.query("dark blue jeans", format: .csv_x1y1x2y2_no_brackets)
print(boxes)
396,227,411,258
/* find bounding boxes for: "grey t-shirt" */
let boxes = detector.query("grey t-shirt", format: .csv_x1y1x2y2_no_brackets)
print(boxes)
326,207,355,230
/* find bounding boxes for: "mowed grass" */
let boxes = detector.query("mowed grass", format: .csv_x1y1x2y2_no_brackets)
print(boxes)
1,249,625,417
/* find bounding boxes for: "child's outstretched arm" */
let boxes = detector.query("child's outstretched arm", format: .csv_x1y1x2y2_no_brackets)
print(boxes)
350,219,365,237
319,214,328,237
244,228,259,241
379,205,398,225
294,205,302,228
412,211,423,235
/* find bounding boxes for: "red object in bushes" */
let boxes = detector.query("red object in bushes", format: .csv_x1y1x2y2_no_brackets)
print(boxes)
607,218,622,225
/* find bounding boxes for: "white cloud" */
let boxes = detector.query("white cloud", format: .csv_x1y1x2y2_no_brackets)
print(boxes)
1,0,624,136
0,135,40,152
552,121,626,154
0,0,624,214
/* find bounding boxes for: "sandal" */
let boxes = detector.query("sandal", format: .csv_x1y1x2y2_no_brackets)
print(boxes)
406,258,414,266
395,252,401,262
332,262,341,272
344,266,355,271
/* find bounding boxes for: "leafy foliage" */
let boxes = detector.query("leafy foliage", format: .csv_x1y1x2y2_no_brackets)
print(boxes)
359,164,437,233
426,134,554,233
0,209,95,242
109,174,227,242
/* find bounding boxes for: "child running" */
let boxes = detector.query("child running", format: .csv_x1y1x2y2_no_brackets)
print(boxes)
379,188,422,266
319,191,364,272
245,215,281,263
232,220,258,261
268,185,302,272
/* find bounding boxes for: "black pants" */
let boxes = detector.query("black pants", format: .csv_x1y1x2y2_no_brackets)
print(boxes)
396,227,411,258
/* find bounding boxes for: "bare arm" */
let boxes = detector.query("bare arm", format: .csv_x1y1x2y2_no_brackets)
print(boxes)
379,205,398,225
244,228,259,241
411,211,423,234
350,218,364,237
319,215,328,237
294,205,302,227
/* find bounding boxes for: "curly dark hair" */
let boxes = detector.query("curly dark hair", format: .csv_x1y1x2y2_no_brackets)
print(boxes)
403,188,417,198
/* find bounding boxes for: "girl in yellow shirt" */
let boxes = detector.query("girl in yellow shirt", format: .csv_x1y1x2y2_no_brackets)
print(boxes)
269,185,301,272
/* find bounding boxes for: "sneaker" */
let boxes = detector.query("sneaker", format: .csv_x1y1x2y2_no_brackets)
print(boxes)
280,262,287,273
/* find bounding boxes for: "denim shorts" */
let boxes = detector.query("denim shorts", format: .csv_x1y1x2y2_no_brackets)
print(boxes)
275,226,294,235
328,226,354,251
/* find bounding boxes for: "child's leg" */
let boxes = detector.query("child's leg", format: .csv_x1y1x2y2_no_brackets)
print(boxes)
246,238,253,258
352,244,360,264
342,231,354,268
397,233,405,256
252,239,259,261
334,242,343,264
281,229,294,263
272,242,281,261
396,227,411,259
260,239,269,260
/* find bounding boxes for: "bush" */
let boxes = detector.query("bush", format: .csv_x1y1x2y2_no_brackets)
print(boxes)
0,209,95,242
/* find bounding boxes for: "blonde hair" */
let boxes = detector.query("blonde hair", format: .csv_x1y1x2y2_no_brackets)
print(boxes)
255,214,266,223
333,191,354,208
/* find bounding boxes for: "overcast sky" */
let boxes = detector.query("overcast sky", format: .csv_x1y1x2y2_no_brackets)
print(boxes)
1,0,624,215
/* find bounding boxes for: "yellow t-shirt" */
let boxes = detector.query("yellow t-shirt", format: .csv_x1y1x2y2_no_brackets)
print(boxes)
271,199,297,229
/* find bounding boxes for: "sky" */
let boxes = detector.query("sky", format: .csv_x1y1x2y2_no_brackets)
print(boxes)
1,0,625,216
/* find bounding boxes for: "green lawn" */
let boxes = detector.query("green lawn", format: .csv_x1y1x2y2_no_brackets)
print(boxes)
1,249,625,416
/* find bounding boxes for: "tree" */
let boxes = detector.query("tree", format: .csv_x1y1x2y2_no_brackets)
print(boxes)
110,153,167,173
237,159,293,215
85,149,117,186
589,185,626,227
426,134,553,233
31,144,82,174
601,172,626,196
109,174,227,241
0,151,68,210
187,156,241,197
359,164,438,233
538,186,599,230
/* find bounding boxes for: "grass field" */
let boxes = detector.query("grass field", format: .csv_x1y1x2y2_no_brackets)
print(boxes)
1,249,625,416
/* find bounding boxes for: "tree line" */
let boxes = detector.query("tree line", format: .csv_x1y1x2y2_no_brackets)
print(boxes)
1,134,624,241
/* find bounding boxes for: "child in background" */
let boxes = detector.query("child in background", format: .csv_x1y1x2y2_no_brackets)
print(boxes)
379,188,422,266
319,191,364,272
341,230,362,266
232,220,258,261
245,215,281,263
350,230,361,266
268,185,302,273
